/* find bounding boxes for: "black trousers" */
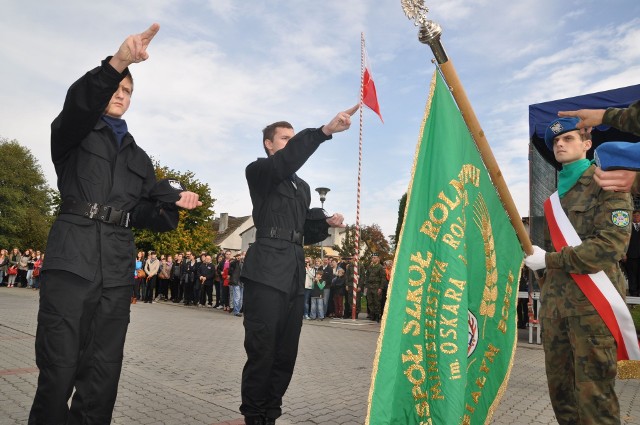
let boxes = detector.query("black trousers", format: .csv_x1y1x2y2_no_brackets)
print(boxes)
194,282,201,305
240,275,304,420
170,277,180,301
145,276,156,302
29,270,131,425
183,278,194,305
203,284,214,305
214,280,221,306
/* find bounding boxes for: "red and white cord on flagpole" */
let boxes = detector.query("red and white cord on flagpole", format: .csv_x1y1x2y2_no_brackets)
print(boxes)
352,32,365,321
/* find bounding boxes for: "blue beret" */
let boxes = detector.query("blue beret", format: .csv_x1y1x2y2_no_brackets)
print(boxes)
544,117,581,151
594,142,640,171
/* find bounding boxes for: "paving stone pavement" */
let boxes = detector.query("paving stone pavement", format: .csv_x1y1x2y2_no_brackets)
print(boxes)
1,287,639,425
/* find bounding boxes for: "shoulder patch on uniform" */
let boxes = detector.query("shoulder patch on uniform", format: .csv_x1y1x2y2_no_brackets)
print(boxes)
612,210,630,227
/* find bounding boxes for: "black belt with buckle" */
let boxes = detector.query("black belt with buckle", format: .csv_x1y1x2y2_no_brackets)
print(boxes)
256,227,303,245
59,200,131,228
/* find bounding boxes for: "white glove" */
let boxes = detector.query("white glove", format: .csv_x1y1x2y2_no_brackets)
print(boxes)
524,245,547,271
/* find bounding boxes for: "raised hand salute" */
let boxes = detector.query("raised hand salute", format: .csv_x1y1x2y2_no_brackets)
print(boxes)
109,23,160,72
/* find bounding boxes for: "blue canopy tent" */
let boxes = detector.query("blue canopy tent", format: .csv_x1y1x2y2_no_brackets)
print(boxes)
527,84,640,250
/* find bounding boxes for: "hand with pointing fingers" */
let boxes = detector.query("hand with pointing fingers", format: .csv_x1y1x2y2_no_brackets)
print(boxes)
557,109,606,130
322,104,359,136
109,23,161,73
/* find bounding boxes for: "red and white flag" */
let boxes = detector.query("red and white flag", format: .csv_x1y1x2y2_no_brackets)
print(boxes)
362,47,383,123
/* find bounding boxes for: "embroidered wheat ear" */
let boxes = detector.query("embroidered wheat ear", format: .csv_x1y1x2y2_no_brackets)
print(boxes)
474,194,497,338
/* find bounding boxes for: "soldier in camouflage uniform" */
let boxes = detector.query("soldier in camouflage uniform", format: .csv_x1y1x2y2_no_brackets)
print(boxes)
525,117,632,425
559,101,640,194
365,254,386,322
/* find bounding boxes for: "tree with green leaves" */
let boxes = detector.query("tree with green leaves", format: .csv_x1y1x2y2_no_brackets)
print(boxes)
0,138,57,250
333,223,392,264
360,223,392,262
132,159,216,255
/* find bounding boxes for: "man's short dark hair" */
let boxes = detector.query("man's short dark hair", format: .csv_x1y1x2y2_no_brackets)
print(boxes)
124,71,134,93
262,121,293,155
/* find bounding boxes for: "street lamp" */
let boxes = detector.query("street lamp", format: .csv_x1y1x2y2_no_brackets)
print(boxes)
315,187,330,260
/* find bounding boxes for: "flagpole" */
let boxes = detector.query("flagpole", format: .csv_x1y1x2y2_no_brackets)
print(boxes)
353,32,365,321
415,20,533,255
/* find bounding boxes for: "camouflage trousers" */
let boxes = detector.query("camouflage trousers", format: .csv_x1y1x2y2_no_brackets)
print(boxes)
367,287,381,316
541,314,619,425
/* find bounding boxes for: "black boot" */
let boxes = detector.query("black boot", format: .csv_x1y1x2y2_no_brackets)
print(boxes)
265,418,276,425
244,416,265,425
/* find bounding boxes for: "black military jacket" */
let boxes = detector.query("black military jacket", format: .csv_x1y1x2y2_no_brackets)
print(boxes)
198,262,215,285
241,127,331,292
42,58,178,287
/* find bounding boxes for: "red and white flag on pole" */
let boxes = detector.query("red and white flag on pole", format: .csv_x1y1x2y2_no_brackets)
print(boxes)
362,47,383,123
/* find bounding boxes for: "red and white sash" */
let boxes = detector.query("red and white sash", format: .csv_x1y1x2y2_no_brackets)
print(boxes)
544,191,640,361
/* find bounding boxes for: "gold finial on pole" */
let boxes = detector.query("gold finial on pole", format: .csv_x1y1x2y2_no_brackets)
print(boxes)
401,0,534,255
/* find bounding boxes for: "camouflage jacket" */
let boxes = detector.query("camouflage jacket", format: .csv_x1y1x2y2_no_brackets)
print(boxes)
605,100,640,195
603,100,640,137
365,263,386,290
345,263,364,290
541,165,632,318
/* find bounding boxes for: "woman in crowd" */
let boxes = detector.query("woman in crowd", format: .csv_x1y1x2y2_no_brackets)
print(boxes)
304,257,314,320
310,258,325,321
182,252,198,306
134,251,145,303
26,249,36,288
32,253,43,290
332,267,346,319
212,252,224,308
0,249,8,286
7,248,21,288
218,251,232,311
17,248,29,288
157,254,172,301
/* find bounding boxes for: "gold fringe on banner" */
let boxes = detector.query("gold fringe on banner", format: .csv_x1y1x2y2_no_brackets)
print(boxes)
364,69,438,425
617,359,640,380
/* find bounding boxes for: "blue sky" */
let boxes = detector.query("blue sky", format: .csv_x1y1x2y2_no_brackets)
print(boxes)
1,0,639,239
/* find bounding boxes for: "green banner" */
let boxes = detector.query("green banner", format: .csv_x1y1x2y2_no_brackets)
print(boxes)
366,71,524,425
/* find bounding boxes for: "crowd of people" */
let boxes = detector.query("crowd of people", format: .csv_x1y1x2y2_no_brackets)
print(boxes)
303,253,392,322
0,245,393,323
0,248,44,289
133,249,246,316
129,249,394,322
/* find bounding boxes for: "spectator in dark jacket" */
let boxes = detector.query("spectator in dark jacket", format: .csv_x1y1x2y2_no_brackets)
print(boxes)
198,254,215,307
170,253,183,302
229,252,244,316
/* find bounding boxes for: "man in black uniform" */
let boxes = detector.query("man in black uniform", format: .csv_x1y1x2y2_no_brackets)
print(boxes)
240,106,357,425
29,23,201,425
